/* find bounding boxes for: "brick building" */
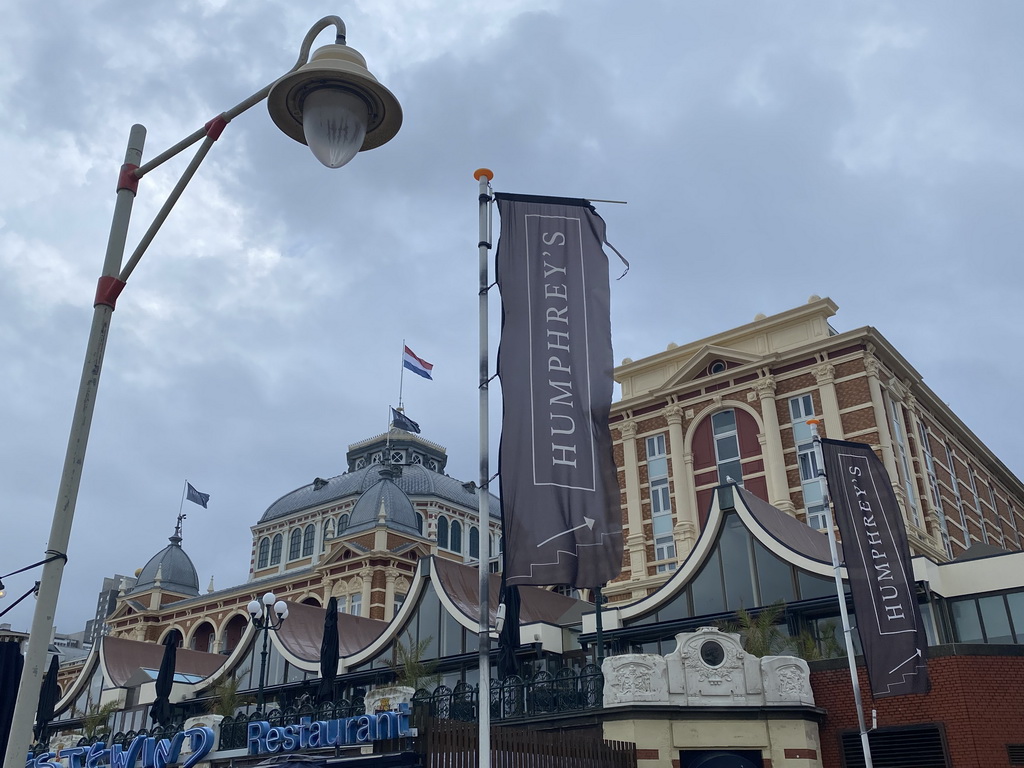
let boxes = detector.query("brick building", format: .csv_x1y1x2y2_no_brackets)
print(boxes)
608,296,1024,604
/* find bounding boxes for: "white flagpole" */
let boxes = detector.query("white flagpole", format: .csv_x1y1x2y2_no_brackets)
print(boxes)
809,420,874,768
474,168,494,768
398,338,407,410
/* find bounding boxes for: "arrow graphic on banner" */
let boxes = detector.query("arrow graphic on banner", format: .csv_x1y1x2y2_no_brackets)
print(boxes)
888,648,923,675
537,517,595,548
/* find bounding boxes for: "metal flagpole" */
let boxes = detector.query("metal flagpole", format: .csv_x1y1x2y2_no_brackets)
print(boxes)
809,420,874,768
474,168,494,768
398,338,407,410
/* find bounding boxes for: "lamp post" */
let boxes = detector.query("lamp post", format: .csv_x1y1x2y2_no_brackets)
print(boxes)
3,16,401,767
248,592,289,712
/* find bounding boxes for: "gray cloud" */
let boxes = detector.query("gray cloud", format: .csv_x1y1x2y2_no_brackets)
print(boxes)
2,0,1022,634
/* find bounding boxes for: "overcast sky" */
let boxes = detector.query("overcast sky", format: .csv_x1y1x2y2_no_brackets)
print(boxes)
2,1,1022,636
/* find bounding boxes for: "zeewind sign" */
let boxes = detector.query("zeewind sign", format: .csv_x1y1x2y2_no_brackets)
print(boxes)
26,706,412,768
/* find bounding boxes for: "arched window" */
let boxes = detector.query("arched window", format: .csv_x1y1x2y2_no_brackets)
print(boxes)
437,516,449,549
302,524,315,557
339,513,350,533
270,534,283,565
469,526,480,559
162,629,184,648
322,518,335,551
289,529,302,560
257,537,270,568
450,520,463,554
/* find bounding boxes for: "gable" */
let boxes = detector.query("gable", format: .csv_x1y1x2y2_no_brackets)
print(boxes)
659,344,765,391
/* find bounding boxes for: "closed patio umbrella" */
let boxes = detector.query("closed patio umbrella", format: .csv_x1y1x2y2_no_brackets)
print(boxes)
0,641,25,759
316,597,339,704
33,655,60,745
149,636,177,727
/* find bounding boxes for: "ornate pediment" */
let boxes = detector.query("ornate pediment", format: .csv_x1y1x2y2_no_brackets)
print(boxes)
659,344,764,391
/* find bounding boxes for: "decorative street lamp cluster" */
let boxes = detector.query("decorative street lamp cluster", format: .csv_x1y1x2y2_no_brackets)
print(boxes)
3,15,401,767
248,592,289,712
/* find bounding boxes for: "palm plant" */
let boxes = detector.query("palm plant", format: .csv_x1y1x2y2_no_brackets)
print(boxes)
384,633,441,691
206,670,255,716
80,701,120,740
718,600,790,657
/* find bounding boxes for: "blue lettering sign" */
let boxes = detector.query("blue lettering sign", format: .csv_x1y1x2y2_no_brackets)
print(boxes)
246,705,411,756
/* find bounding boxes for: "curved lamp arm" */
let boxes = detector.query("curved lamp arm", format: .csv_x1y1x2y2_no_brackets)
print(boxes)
136,16,347,177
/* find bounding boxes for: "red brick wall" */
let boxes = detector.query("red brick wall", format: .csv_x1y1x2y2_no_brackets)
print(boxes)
811,651,1024,767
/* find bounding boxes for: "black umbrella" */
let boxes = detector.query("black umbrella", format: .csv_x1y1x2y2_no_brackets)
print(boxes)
149,635,177,727
497,582,522,680
316,597,339,704
0,641,25,759
33,655,60,745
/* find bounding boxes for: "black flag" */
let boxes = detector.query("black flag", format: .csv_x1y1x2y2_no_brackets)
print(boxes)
495,193,623,588
186,482,210,508
391,407,421,434
820,438,929,697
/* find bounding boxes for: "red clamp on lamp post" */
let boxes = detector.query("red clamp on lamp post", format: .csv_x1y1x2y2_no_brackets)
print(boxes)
3,16,401,766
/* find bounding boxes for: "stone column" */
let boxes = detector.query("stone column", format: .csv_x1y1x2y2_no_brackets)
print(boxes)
755,375,794,513
360,568,372,618
904,393,948,555
665,405,698,556
384,570,397,621
864,353,901,483
813,362,843,438
619,420,647,579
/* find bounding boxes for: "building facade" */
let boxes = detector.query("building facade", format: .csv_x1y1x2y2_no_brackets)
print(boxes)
608,296,1024,603
102,429,500,654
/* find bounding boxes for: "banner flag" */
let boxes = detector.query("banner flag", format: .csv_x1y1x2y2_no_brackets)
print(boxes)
820,438,929,697
403,346,433,380
185,482,210,509
494,193,623,588
391,407,421,434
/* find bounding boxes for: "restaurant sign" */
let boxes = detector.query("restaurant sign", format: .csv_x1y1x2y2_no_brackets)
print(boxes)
247,706,412,755
26,706,412,768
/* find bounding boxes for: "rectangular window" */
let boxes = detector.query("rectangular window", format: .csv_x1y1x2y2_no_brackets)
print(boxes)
944,443,970,546
919,423,952,558
712,410,742,486
889,398,921,527
987,482,1006,547
789,394,827,529
1009,503,1022,548
646,434,676,571
350,593,362,617
967,469,987,544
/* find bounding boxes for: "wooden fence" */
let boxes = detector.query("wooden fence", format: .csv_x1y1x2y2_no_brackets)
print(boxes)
419,717,637,768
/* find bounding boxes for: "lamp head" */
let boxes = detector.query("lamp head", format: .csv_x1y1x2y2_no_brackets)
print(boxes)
274,600,288,620
0,578,5,598
262,591,277,606
247,599,261,618
268,42,402,168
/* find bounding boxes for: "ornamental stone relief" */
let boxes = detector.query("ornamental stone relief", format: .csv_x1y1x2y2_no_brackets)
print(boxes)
602,626,815,709
603,654,668,705
755,375,778,399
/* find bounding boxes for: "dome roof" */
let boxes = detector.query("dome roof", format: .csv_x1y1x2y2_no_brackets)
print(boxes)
345,468,422,537
259,462,499,524
128,533,200,597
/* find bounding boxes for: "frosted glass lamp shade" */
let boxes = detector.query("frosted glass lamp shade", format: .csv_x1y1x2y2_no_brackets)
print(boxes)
302,89,368,169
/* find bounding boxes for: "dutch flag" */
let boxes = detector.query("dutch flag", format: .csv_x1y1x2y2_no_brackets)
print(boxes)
403,346,434,380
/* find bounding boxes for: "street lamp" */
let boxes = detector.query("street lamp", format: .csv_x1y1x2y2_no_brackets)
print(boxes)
3,15,401,767
248,592,289,712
